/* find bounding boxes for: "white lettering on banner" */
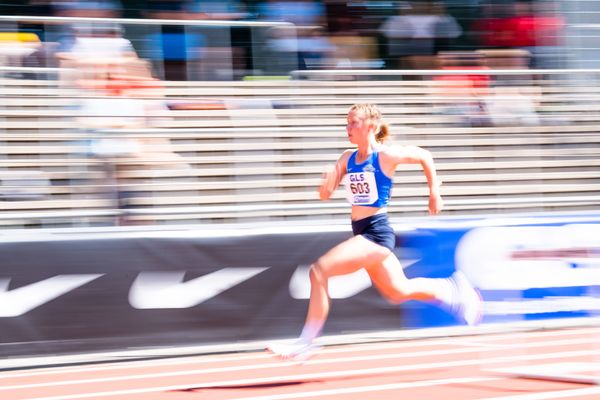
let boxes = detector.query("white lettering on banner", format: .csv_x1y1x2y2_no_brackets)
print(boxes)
455,224,600,291
0,274,103,317
289,260,420,299
128,268,268,309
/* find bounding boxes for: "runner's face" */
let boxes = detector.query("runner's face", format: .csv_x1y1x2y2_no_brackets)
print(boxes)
346,111,373,145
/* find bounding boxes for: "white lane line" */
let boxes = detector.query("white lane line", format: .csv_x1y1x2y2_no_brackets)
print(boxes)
2,325,598,380
490,362,600,385
0,338,462,379
3,320,599,372
1,336,597,391
481,386,600,400
228,376,501,400
20,349,600,400
25,377,502,400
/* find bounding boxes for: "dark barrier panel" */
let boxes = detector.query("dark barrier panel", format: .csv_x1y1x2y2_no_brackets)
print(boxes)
0,228,407,357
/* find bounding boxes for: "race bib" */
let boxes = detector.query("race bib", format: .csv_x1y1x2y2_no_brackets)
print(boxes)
344,172,378,205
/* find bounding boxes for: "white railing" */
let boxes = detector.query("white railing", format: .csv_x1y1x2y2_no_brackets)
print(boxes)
291,68,600,78
0,15,294,28
0,15,298,80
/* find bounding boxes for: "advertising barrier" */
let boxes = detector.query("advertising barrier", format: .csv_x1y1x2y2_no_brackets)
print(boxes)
400,213,600,327
1,212,599,358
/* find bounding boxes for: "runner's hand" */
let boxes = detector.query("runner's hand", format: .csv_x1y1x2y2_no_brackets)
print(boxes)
428,192,443,215
319,165,338,200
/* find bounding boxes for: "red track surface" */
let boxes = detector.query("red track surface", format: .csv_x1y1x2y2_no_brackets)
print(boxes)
1,326,599,400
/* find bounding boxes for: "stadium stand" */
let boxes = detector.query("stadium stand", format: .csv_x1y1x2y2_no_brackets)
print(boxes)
1,73,599,228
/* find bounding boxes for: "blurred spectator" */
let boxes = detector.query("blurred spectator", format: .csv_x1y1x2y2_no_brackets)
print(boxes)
258,0,333,70
143,0,206,81
432,2,464,53
327,34,381,70
298,26,336,69
257,0,326,26
470,2,515,49
60,31,163,149
482,85,541,126
57,23,138,84
77,66,185,225
186,1,251,79
25,0,57,16
142,0,187,19
75,68,162,132
476,48,533,86
54,21,184,224
267,25,335,70
379,1,461,70
146,26,205,81
477,48,531,70
323,0,354,36
61,23,136,60
186,0,247,20
471,0,565,69
63,40,150,156
54,0,123,18
433,47,541,127
20,38,61,79
512,1,566,69
475,49,542,127
433,51,491,127
320,1,382,70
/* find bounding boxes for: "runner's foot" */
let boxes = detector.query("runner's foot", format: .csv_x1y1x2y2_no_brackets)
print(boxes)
450,271,483,326
266,339,321,361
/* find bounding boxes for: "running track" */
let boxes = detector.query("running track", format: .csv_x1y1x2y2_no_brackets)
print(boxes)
1,325,599,400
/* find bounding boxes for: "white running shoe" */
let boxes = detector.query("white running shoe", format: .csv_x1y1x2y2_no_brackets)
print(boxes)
450,271,483,326
266,339,321,361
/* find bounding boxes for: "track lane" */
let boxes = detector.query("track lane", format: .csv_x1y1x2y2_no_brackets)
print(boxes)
0,326,598,400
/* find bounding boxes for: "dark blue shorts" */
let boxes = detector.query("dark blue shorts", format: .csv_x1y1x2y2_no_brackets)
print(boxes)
351,213,396,251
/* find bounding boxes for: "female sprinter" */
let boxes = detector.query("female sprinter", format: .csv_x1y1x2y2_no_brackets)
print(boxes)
268,103,482,360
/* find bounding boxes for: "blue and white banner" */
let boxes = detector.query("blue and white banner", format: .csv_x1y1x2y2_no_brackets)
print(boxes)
396,213,600,327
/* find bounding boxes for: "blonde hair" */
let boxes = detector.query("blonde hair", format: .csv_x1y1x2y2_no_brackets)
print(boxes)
349,103,390,143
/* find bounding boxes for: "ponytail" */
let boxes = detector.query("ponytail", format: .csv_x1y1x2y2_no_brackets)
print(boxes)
375,122,390,143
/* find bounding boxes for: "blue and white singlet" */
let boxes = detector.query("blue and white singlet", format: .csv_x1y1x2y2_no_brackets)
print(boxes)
344,150,393,208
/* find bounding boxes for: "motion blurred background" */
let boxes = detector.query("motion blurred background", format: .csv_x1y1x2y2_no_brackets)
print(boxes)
0,0,598,228
0,1,599,359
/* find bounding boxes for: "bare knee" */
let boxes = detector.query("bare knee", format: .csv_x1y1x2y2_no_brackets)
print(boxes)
309,261,328,286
